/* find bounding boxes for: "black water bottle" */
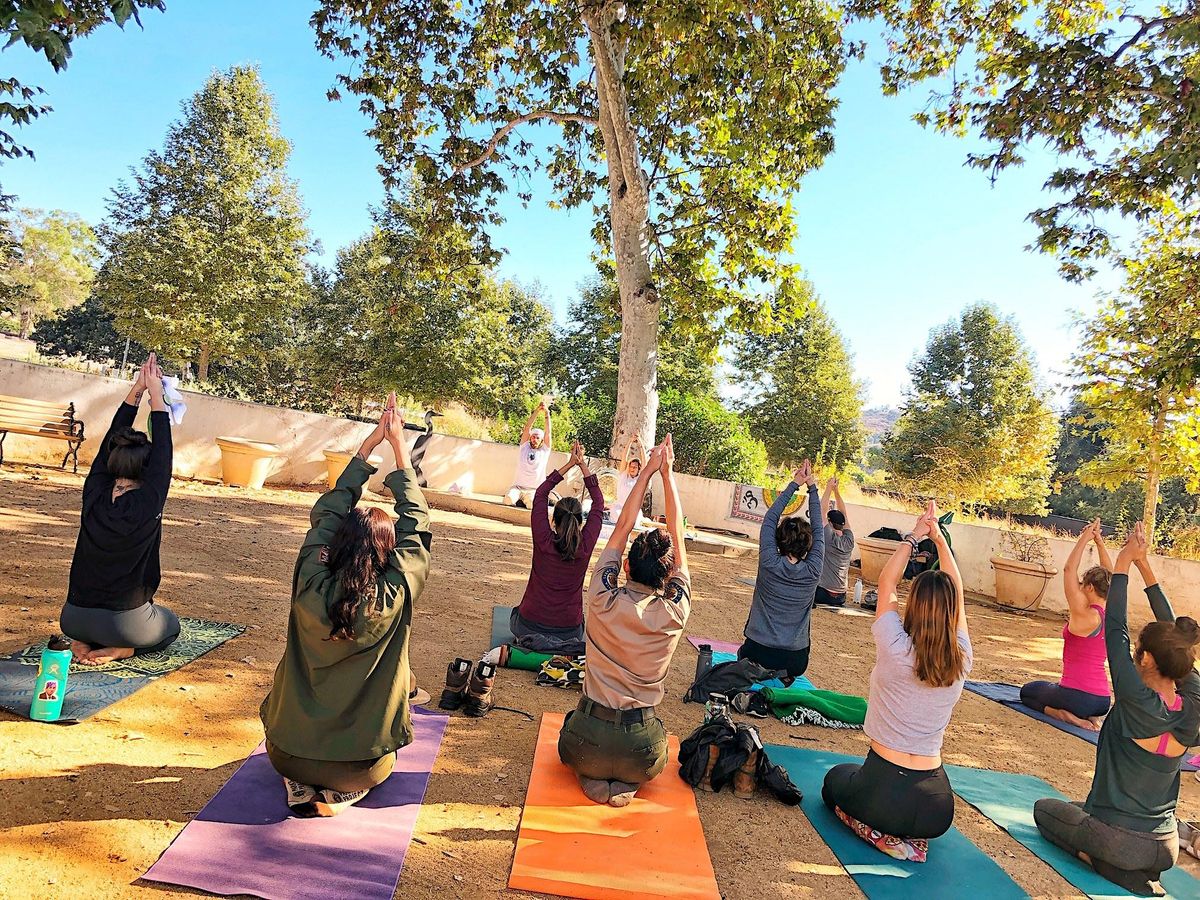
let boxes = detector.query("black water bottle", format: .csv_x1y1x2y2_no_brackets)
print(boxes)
695,643,714,683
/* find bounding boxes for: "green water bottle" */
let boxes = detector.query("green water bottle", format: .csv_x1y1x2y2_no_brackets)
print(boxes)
30,635,72,722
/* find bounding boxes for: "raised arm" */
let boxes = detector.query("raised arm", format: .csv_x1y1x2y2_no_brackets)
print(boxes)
1134,556,1176,624
803,476,826,579
532,445,573,552
877,502,933,620
759,464,804,565
1092,520,1114,571
1063,522,1096,616
576,443,606,554
928,505,966,637
660,434,687,576
542,402,552,450
832,480,850,528
1108,523,1156,699
88,359,149,484
141,355,173,504
520,404,542,446
820,477,834,522
603,443,661,555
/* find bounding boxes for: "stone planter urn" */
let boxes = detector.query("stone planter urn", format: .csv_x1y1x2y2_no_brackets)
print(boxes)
991,556,1058,611
858,536,904,585
323,450,382,489
215,437,281,490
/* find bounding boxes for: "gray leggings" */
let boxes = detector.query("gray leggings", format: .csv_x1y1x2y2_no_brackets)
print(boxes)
1034,799,1178,887
60,601,181,653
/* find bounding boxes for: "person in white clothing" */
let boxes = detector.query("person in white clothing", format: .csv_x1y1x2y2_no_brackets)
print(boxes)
504,402,553,508
608,434,645,522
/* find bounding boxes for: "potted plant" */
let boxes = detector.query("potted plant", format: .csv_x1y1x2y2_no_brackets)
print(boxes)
858,531,905,585
215,436,281,490
991,529,1058,611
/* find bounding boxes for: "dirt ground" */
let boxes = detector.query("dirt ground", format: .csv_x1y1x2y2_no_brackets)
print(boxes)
1,464,1197,900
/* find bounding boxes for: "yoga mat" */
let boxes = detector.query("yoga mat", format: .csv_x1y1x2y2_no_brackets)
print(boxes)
946,764,1199,900
509,711,720,900
709,651,816,691
491,605,515,649
0,617,244,723
688,635,741,656
964,682,1200,772
767,745,1028,899
144,707,448,900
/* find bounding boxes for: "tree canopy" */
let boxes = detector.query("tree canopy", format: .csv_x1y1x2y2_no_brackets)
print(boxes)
1,207,98,337
95,65,311,380
881,303,1058,511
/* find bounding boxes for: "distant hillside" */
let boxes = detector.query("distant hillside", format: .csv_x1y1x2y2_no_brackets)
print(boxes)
862,406,900,447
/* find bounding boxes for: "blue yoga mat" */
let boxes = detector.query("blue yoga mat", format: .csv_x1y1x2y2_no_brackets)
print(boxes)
490,605,515,649
964,682,1199,772
946,765,1199,900
767,745,1028,899
711,650,815,691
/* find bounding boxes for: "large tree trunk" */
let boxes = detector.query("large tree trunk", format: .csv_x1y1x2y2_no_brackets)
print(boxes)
18,303,33,339
198,344,212,382
586,6,661,459
1143,401,1168,543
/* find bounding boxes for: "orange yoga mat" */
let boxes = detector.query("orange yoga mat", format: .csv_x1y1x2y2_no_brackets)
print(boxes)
509,711,720,900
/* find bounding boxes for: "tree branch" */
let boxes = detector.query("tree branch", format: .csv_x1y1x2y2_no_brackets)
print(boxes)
452,110,598,175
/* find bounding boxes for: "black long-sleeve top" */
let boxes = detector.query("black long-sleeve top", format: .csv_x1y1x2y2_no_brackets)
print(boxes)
1083,574,1200,833
66,402,173,611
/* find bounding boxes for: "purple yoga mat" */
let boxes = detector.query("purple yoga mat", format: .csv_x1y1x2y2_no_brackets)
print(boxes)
143,708,448,900
688,635,741,656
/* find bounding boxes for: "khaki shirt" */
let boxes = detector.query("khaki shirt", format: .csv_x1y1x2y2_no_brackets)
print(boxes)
583,546,691,710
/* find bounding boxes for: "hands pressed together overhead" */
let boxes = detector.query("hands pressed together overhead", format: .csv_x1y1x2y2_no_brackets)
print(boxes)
791,458,817,488
358,392,410,466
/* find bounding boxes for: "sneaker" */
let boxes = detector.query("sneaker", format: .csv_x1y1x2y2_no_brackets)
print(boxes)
409,685,432,707
733,749,758,799
284,778,317,809
438,658,472,711
464,660,496,717
861,589,878,611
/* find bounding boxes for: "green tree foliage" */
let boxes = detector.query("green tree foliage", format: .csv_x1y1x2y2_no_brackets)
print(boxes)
880,303,1058,512
311,1,848,453
0,1,163,159
31,293,145,361
95,65,310,380
1,207,98,337
732,287,865,469
1070,222,1200,539
851,0,1200,279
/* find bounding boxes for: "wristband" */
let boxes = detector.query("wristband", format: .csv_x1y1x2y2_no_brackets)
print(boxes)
902,533,920,556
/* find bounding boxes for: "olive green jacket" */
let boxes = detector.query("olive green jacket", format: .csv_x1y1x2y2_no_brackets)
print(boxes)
260,457,432,761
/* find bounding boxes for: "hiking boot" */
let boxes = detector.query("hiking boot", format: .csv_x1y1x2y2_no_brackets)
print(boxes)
698,744,721,792
464,660,496,717
733,749,758,799
438,658,472,711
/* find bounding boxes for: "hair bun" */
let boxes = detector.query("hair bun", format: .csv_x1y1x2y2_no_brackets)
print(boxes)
1176,617,1200,646
112,427,149,448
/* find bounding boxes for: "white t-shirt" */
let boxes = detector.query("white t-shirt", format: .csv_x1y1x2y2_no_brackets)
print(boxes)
610,472,638,515
513,440,551,489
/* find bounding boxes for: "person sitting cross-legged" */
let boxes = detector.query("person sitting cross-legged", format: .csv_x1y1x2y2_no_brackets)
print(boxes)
504,401,552,508
558,435,690,808
822,501,971,858
1020,518,1113,730
1034,524,1200,897
814,476,856,607
260,393,433,817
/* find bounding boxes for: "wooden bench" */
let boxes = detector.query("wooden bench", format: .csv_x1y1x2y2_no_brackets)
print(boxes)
0,394,86,473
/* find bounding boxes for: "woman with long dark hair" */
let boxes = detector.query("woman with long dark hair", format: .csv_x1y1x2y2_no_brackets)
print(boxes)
509,440,604,655
260,393,432,817
1034,524,1200,895
822,501,971,857
61,353,180,665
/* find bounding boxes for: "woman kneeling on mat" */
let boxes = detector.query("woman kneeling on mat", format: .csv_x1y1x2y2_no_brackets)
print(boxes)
1020,518,1112,730
823,501,971,857
1034,524,1199,896
510,441,604,655
260,394,432,817
558,436,690,808
61,353,181,665
737,459,825,677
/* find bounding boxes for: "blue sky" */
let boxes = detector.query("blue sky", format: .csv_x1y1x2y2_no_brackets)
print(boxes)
2,0,1117,407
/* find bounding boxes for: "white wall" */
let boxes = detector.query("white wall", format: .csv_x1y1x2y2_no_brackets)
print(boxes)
4,358,1198,616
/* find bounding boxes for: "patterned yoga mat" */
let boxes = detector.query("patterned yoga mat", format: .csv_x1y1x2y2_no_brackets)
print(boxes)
0,617,244,723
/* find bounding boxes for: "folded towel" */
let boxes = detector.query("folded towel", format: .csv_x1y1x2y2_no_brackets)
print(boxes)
162,375,187,425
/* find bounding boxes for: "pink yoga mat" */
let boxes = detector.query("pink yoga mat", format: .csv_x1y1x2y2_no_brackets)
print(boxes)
687,635,741,656
143,708,448,900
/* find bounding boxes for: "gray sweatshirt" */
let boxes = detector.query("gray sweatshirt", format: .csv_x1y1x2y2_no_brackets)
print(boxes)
742,483,825,651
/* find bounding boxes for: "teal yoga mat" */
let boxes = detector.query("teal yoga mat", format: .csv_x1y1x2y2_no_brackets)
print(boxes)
767,745,1028,899
490,605,515,649
946,765,1199,900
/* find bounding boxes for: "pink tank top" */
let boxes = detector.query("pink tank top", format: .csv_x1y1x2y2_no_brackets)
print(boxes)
1060,604,1111,697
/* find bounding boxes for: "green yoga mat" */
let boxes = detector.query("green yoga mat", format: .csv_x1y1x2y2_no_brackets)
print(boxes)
946,765,1199,900
488,607,553,670
0,617,244,723
761,686,867,725
767,746,1028,899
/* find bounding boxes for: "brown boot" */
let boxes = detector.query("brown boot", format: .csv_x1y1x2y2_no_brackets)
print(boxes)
438,658,472,711
464,661,496,717
698,744,720,792
733,750,758,799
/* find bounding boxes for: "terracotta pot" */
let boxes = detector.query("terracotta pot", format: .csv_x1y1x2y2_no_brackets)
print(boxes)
991,556,1059,611
215,436,281,489
858,536,904,584
323,450,382,489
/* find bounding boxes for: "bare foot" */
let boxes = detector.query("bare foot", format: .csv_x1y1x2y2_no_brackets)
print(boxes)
577,776,610,805
79,646,135,666
1044,706,1099,731
608,780,639,808
69,640,92,662
1088,716,1105,731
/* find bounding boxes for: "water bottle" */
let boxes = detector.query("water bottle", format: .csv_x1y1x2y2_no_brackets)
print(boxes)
853,578,863,606
30,635,72,722
704,692,729,724
694,643,714,683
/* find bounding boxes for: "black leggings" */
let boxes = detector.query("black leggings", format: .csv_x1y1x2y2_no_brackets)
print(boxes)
1034,799,1177,890
1020,681,1111,719
737,638,810,678
60,601,181,653
822,749,955,839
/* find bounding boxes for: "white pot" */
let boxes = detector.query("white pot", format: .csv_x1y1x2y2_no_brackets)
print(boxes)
991,556,1059,611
